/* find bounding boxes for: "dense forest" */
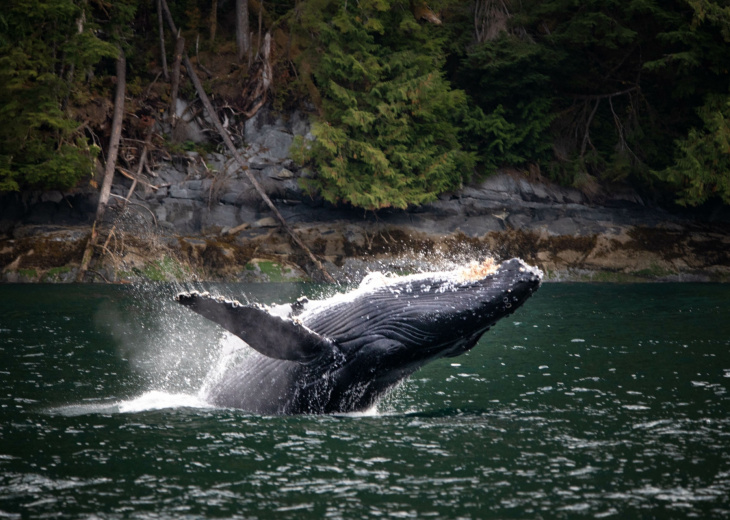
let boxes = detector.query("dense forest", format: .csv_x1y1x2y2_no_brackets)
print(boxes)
1,0,729,210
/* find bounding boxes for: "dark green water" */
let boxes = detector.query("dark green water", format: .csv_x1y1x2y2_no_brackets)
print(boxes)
1,282,728,519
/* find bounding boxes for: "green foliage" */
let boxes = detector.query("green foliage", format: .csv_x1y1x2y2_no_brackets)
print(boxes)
657,94,730,206
2,0,730,209
646,0,730,205
289,0,473,209
457,33,556,171
0,0,120,192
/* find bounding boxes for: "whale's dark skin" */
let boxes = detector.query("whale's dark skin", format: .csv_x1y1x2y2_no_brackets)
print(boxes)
176,258,542,415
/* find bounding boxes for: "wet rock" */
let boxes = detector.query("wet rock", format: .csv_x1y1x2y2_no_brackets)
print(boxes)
201,204,242,233
544,217,583,236
156,163,187,185
290,111,311,137
154,199,202,233
41,191,64,204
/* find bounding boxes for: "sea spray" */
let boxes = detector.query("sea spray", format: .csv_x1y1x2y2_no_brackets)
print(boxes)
93,282,229,395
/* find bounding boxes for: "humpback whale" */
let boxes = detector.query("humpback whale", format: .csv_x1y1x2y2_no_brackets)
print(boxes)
177,257,542,415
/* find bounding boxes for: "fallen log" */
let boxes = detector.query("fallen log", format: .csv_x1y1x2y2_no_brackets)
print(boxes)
77,47,126,282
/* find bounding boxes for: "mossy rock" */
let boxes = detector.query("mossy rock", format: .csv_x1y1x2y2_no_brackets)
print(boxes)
42,265,75,282
631,264,678,280
138,256,191,282
5,268,41,283
241,258,307,282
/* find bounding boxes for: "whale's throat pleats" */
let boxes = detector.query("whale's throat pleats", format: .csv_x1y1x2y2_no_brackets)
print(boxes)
176,293,342,364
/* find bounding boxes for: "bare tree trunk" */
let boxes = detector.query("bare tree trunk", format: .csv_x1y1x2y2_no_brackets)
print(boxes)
157,0,169,80
262,32,271,91
97,49,126,221
210,0,218,43
169,34,185,125
235,0,250,64
474,0,511,43
159,0,335,283
257,0,263,59
63,7,87,108
77,47,126,281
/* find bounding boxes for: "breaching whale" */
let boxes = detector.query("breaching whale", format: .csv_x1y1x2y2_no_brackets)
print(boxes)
177,257,542,415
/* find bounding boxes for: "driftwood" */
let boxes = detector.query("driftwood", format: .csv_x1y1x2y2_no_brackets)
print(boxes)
98,129,157,267
117,167,161,191
125,127,154,203
159,0,335,283
222,222,251,236
77,47,126,282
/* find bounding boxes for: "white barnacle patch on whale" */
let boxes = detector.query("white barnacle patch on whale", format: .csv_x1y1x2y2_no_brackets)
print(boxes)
458,257,499,281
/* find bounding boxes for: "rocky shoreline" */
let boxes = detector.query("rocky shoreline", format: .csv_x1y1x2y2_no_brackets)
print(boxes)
1,108,729,284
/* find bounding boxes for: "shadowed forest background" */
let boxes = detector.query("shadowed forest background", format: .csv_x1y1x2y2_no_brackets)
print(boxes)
2,0,729,210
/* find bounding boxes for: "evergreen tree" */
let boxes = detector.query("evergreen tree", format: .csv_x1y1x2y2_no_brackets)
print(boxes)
658,94,730,205
457,33,556,173
655,0,730,205
0,0,122,191
453,0,722,191
290,0,473,210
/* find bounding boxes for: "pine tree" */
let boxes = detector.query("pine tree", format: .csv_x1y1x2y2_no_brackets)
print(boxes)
0,0,119,191
658,94,730,206
654,0,730,205
290,0,473,210
454,0,719,190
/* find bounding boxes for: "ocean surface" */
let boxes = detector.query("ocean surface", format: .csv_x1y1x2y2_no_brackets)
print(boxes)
0,282,728,519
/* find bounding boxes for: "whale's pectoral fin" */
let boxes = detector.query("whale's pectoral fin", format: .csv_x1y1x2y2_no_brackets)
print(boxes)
176,292,339,364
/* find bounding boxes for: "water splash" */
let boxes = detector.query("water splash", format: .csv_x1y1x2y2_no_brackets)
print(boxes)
82,256,521,415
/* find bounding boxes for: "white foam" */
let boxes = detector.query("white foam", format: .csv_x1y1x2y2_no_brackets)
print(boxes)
116,390,212,413
49,391,212,416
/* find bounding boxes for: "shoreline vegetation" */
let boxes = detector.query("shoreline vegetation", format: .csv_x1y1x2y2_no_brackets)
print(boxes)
1,1,729,283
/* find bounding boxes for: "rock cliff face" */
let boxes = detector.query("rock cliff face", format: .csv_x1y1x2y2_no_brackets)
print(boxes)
1,107,729,283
